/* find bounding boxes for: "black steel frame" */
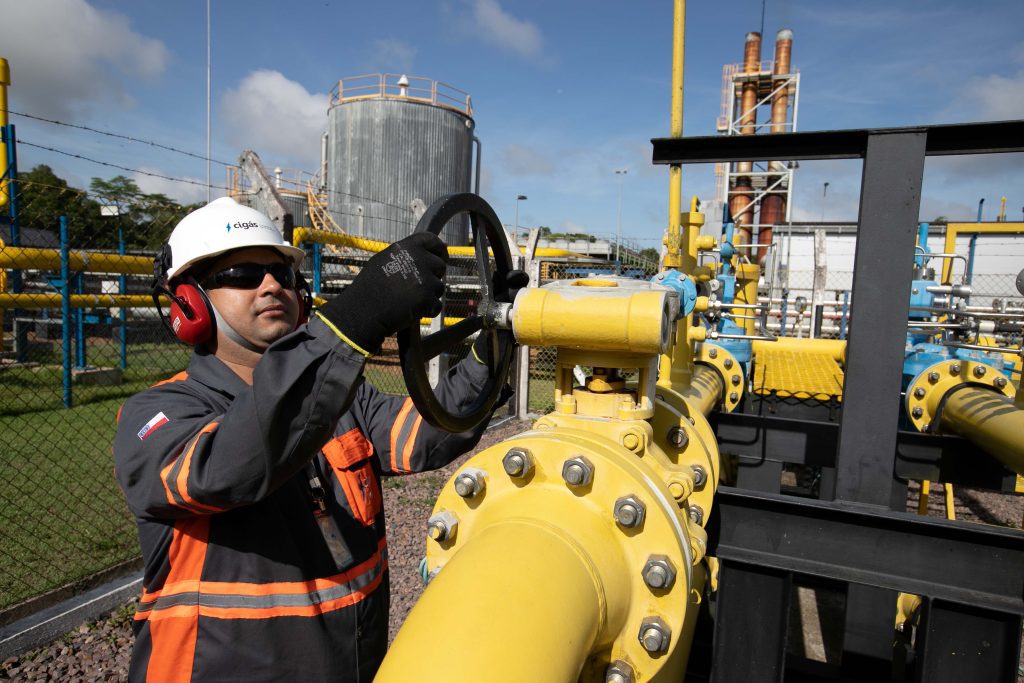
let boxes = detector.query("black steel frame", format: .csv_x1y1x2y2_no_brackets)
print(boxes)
651,120,1024,682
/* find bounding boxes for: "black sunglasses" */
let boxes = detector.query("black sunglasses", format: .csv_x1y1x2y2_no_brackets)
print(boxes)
201,262,296,290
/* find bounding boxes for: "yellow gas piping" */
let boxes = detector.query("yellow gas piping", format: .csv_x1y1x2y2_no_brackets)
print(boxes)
734,262,760,335
0,293,163,309
380,521,608,682
0,246,152,275
291,227,580,258
678,363,725,418
939,385,1024,476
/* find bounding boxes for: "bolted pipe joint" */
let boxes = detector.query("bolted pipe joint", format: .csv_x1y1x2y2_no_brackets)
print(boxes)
426,511,459,543
614,495,646,529
502,447,533,478
604,660,635,683
638,616,671,654
454,468,487,499
642,555,677,591
562,455,594,488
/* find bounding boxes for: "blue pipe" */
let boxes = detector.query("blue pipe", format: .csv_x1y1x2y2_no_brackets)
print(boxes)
915,222,929,267
60,216,72,408
312,242,322,296
119,227,127,371
5,124,27,362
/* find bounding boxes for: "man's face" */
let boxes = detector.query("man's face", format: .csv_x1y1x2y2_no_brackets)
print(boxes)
202,247,300,349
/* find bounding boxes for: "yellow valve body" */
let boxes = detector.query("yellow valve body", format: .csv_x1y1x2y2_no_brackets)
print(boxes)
512,278,675,355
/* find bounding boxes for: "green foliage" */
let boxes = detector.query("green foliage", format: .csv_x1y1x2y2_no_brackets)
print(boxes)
639,247,660,263
15,166,198,251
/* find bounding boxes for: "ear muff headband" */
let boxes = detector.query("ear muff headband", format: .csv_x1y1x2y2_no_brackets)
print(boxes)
295,271,312,326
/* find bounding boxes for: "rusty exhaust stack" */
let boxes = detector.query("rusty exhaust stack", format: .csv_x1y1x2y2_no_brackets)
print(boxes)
730,32,761,247
758,28,793,263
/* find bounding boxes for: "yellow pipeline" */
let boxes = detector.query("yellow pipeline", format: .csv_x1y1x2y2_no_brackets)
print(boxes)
0,57,9,209
378,521,605,682
939,386,1024,476
292,227,580,258
0,246,152,275
734,262,759,335
941,222,1024,284
752,336,846,362
678,363,725,418
0,293,162,309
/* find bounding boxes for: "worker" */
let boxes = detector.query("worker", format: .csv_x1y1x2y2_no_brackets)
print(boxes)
114,197,517,681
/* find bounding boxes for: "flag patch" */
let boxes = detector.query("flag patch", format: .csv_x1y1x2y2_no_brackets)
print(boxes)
138,412,170,440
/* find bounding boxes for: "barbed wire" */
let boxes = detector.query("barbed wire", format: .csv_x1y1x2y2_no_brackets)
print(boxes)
5,108,234,167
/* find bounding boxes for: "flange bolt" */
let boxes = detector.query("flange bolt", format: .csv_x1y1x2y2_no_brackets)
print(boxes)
426,511,458,543
502,448,533,478
614,495,647,528
708,347,718,359
605,661,635,683
638,617,671,654
995,376,1008,389
913,387,926,399
911,407,923,419
724,358,734,370
973,365,987,378
731,374,742,386
690,465,708,488
928,371,940,383
950,363,961,376
689,505,704,526
642,555,677,590
562,456,594,488
667,427,689,449
454,468,486,498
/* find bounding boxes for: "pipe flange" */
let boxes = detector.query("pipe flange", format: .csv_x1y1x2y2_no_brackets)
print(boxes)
696,343,743,412
905,359,1013,432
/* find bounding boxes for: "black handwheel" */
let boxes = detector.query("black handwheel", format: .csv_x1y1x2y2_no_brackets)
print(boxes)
397,193,516,433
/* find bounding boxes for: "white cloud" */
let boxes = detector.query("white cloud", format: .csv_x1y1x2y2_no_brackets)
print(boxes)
0,0,168,118
468,0,545,61
131,169,211,206
961,70,1024,121
365,38,417,73
220,70,327,170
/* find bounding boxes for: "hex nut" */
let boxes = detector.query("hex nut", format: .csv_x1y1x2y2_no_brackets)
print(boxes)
729,391,739,402
427,511,458,543
622,433,642,451
690,465,708,488
502,448,533,477
605,660,635,683
638,616,671,654
708,347,718,359
454,468,486,498
950,363,962,376
562,455,594,487
724,358,734,370
688,504,704,526
911,406,923,419
914,387,926,399
614,495,647,528
642,555,677,590
973,365,987,378
667,426,689,449
928,371,940,383
995,376,1008,388
731,374,742,386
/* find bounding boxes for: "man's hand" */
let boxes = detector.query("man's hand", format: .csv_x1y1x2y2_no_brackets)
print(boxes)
317,233,448,355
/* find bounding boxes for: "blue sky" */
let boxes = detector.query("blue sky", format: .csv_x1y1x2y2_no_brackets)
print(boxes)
2,0,1022,247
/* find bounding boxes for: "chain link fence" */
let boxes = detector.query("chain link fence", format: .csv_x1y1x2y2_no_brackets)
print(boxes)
0,177,495,617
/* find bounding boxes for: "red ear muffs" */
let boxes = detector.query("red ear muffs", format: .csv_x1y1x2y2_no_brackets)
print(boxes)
169,283,215,345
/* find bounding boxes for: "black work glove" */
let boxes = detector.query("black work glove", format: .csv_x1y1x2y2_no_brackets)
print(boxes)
319,233,448,354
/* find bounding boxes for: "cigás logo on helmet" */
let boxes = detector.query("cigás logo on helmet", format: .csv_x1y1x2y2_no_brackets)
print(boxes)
226,220,265,232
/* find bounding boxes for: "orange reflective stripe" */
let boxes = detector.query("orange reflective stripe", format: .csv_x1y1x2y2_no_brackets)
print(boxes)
145,516,209,681
402,415,424,469
389,398,414,472
157,422,224,514
175,422,222,513
152,371,189,388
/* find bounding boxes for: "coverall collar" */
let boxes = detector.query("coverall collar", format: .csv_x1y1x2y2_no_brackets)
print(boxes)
187,347,251,399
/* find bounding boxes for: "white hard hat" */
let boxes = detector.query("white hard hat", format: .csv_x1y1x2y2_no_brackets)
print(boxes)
165,197,305,281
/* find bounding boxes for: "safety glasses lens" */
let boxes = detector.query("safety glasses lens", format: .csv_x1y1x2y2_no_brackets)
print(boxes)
205,263,295,289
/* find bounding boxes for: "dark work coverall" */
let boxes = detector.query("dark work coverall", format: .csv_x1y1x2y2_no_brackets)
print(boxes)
114,316,494,682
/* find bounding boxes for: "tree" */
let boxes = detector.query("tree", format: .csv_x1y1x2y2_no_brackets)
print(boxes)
639,247,660,263
16,166,105,247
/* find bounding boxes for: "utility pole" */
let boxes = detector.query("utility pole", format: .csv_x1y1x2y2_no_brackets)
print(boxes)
615,169,627,273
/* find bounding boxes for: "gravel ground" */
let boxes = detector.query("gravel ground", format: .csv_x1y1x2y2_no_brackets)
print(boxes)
2,419,1021,680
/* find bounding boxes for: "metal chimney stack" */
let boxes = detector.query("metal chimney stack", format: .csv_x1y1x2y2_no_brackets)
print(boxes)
758,28,793,262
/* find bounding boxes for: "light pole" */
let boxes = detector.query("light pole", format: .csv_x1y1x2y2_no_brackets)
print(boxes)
514,194,527,247
820,181,829,224
615,169,627,273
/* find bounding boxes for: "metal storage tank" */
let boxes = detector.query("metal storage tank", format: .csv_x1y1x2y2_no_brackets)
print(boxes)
326,74,475,245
